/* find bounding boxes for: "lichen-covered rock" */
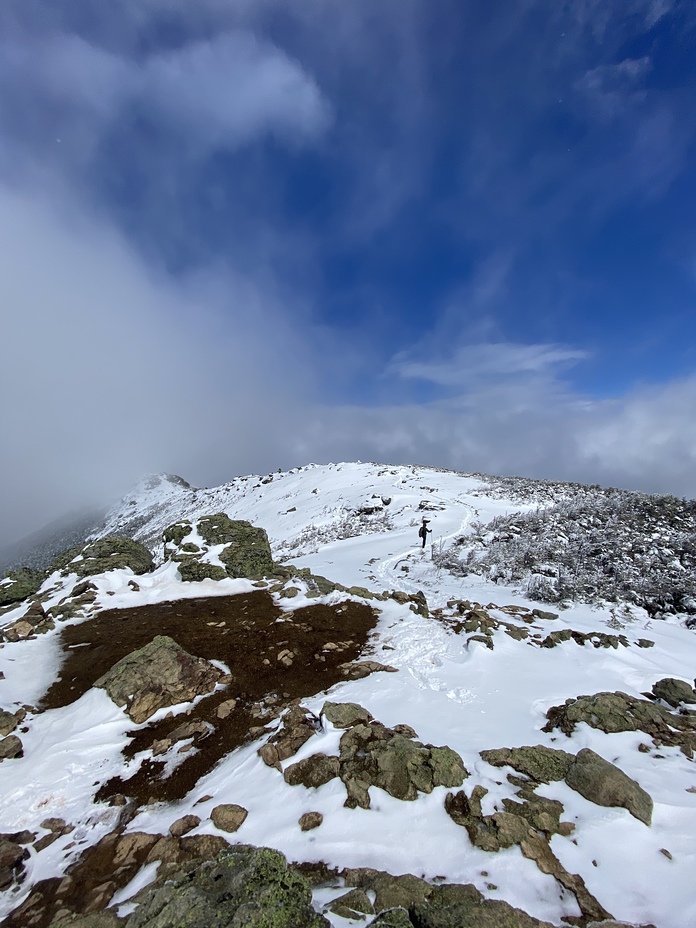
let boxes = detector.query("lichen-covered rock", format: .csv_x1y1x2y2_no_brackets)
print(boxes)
410,883,557,927
338,721,467,808
480,745,575,783
651,677,696,707
543,690,696,758
164,513,276,582
128,845,330,928
344,868,431,913
0,568,45,607
284,753,340,788
328,888,373,919
322,701,374,728
176,559,227,582
565,748,653,825
94,635,222,723
52,537,153,579
370,909,413,927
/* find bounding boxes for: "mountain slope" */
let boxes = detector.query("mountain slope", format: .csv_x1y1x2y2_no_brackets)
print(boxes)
1,462,695,928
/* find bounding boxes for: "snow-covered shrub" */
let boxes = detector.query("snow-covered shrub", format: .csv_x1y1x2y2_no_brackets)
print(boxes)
435,488,696,616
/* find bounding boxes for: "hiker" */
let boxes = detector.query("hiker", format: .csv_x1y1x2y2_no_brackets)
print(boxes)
418,518,432,549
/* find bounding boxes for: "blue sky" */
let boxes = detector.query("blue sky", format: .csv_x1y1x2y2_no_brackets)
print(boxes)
1,0,695,542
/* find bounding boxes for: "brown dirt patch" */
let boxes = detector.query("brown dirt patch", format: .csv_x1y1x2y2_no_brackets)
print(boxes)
39,592,377,805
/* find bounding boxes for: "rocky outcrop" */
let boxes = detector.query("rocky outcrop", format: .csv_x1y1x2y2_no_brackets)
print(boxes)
52,538,153,579
94,635,223,723
322,701,373,728
565,748,653,825
543,689,696,758
284,753,340,788
258,705,320,770
338,720,468,808
164,514,275,582
127,845,330,928
410,881,557,927
0,568,45,607
651,677,696,707
445,788,611,922
480,745,575,784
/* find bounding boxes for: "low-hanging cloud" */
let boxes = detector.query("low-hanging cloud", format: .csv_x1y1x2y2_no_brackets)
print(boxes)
0,183,314,546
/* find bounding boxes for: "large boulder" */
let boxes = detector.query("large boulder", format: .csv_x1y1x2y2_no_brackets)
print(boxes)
94,635,223,723
651,677,696,707
284,753,341,788
480,745,574,783
127,845,330,928
338,718,468,809
543,689,696,758
410,881,556,927
564,748,653,825
0,568,45,607
52,538,153,579
164,514,275,582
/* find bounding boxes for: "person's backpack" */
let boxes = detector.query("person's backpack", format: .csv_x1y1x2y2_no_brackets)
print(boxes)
418,525,426,539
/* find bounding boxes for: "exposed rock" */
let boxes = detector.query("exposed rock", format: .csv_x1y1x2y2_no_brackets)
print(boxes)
371,909,413,927
344,868,431,913
0,568,45,607
169,815,201,837
284,753,340,788
410,880,557,927
0,735,23,760
50,913,122,927
259,706,319,769
216,698,237,719
0,709,21,737
322,701,374,728
339,660,398,680
445,788,606,919
543,690,696,758
211,803,248,833
339,720,468,809
480,745,575,783
651,677,696,707
177,560,227,582
328,887,373,918
94,635,222,724
565,748,653,825
53,538,153,579
519,830,612,922
541,630,629,650
299,812,323,831
127,845,330,928
0,836,29,890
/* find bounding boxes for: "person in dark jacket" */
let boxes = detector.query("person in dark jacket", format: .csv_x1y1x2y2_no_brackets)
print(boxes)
418,517,432,549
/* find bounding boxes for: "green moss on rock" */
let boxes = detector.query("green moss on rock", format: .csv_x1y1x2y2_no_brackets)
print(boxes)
52,538,153,579
0,568,45,607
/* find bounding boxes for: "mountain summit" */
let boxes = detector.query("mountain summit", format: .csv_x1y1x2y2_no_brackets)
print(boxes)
0,461,695,928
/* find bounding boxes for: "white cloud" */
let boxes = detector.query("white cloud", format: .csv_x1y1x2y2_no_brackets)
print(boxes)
141,32,331,149
0,182,314,545
0,28,330,172
390,342,588,388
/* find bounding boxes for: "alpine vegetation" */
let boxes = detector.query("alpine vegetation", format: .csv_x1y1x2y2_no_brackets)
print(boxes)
436,484,696,617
